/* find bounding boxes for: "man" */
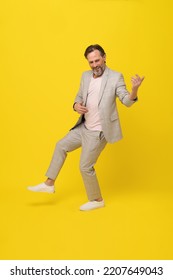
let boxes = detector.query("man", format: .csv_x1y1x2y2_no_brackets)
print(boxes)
28,44,144,211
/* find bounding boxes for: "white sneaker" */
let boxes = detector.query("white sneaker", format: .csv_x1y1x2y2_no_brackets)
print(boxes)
80,200,105,211
27,183,55,193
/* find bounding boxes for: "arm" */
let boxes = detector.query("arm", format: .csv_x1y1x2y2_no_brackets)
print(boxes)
73,73,88,114
116,74,144,106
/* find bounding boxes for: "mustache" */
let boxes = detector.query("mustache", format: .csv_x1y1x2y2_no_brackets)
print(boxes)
93,66,102,71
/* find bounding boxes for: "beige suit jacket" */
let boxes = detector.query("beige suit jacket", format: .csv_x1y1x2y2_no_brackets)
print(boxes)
72,67,137,143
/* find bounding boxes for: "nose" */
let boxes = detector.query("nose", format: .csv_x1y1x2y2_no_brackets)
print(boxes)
93,62,99,68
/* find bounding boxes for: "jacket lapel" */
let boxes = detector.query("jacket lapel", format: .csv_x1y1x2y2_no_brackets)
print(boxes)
83,71,92,105
98,67,109,105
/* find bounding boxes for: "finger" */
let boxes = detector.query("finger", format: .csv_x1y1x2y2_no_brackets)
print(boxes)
77,106,86,112
80,106,88,109
131,78,138,83
79,108,88,113
135,74,145,81
77,103,86,108
131,76,139,81
80,102,87,108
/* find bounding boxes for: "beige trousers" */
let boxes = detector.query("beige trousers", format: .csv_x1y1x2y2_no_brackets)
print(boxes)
45,123,107,200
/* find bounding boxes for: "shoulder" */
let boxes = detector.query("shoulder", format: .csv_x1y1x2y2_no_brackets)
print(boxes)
81,70,92,77
107,67,122,78
78,70,92,82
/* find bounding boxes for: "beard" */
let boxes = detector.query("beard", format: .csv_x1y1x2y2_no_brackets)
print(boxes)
93,65,105,77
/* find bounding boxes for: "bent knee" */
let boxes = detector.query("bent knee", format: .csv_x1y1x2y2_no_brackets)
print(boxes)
79,163,95,175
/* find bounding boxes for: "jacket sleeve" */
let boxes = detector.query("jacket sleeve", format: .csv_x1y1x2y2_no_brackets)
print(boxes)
116,74,137,107
73,73,84,106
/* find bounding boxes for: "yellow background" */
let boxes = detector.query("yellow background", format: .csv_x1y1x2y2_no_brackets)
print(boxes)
0,0,173,259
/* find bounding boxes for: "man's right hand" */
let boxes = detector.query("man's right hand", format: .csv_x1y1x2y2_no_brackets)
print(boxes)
74,102,88,115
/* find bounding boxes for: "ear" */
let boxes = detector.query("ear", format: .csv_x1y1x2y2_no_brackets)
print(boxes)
103,54,106,61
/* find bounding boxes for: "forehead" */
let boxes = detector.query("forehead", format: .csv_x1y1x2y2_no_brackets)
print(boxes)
87,50,102,61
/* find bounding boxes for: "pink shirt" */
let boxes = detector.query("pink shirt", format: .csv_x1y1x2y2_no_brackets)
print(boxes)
84,76,102,131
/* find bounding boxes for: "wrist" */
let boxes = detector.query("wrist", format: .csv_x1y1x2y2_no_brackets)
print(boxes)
129,95,138,101
130,88,138,101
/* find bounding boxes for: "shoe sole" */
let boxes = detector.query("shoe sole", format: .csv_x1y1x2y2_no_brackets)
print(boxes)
27,188,55,194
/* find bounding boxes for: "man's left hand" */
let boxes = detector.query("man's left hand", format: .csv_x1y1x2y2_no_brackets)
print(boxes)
131,74,145,90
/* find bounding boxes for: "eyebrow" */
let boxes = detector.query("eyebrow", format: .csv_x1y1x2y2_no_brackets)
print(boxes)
89,59,100,63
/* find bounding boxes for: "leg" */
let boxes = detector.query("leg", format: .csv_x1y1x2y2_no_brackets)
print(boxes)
27,125,82,193
80,127,107,202
45,125,82,180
